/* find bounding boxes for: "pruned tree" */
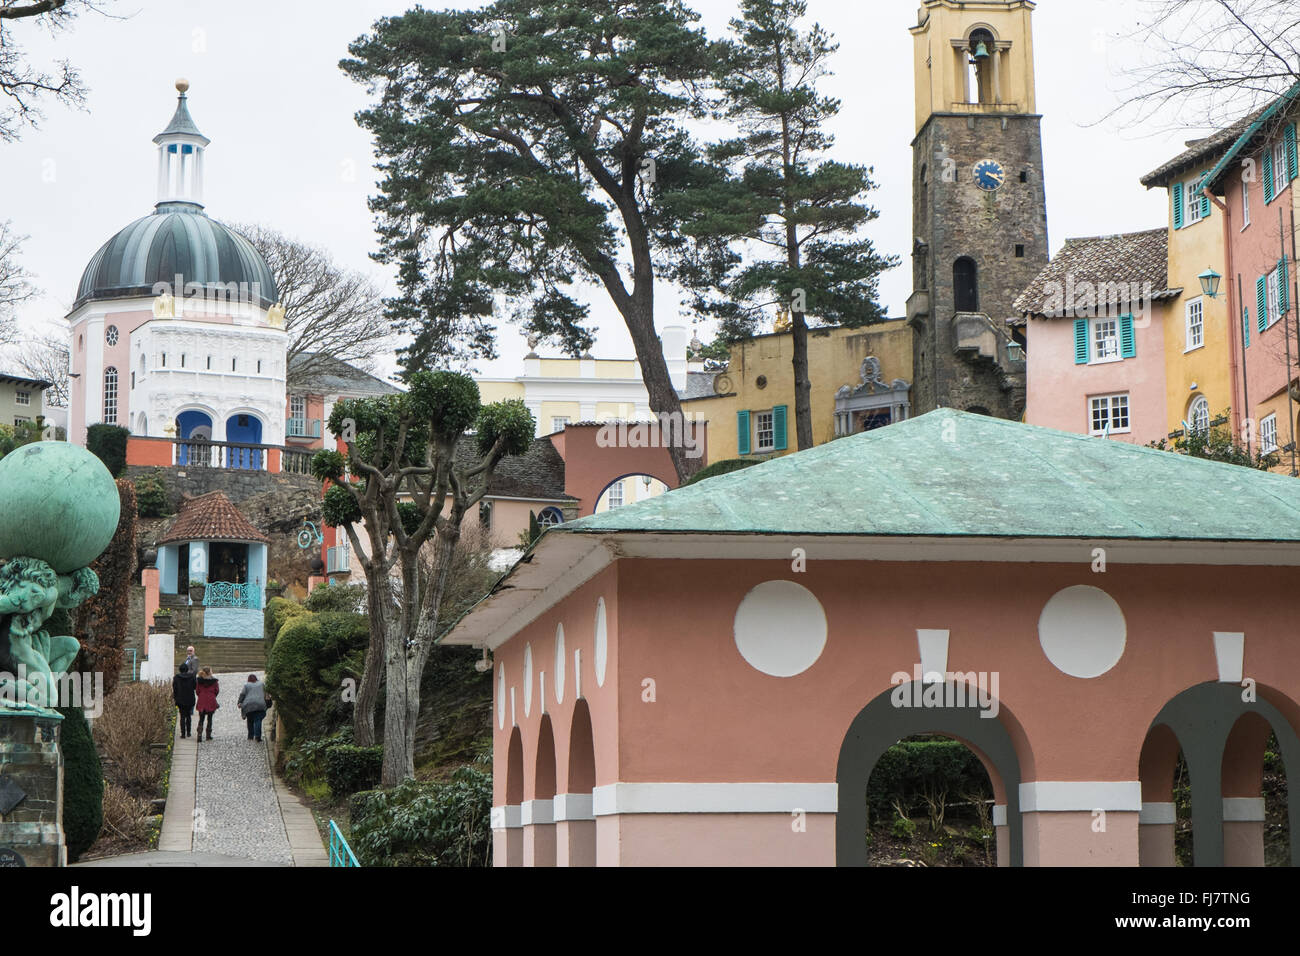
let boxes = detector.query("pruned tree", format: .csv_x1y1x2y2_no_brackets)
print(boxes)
341,0,746,482
233,223,392,390
0,220,32,344
688,0,897,451
13,331,69,406
312,371,533,784
0,1,113,142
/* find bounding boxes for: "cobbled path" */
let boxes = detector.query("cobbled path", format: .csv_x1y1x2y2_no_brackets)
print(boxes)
190,672,293,865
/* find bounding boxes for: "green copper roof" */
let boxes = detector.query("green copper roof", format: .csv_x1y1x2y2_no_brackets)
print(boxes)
560,409,1300,542
154,91,209,145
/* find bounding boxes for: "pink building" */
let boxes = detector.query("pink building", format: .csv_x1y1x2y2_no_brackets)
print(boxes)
445,409,1300,867
1015,229,1177,446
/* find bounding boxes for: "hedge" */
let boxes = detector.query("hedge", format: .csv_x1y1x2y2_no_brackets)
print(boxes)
86,424,129,477
682,457,761,486
58,705,103,862
867,739,992,820
265,610,368,746
324,744,383,796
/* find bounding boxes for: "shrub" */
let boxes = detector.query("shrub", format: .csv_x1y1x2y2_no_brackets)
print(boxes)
94,682,172,794
134,468,169,517
57,706,103,862
264,596,308,644
266,611,368,745
86,424,130,477
101,782,152,845
682,457,761,486
305,581,366,615
349,765,492,866
285,727,352,790
891,815,917,840
868,739,991,821
325,744,383,796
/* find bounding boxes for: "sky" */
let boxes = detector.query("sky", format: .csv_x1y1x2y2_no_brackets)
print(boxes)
0,0,1228,382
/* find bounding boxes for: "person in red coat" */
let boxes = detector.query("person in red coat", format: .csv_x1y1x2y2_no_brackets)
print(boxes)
195,667,220,741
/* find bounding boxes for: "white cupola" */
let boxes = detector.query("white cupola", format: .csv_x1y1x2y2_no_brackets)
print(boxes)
152,78,210,209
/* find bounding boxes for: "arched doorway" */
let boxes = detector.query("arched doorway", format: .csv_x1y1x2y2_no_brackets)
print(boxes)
837,681,1023,866
595,473,670,513
225,413,264,469
527,715,557,867
562,699,597,867
502,727,523,867
176,409,213,466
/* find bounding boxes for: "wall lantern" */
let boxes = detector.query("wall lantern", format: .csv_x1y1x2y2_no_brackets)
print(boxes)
1198,267,1222,299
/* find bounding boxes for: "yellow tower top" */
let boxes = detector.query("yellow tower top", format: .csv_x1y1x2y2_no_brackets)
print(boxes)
910,0,1038,134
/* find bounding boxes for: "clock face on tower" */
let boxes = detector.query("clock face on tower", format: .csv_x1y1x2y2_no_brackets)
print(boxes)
973,159,1005,191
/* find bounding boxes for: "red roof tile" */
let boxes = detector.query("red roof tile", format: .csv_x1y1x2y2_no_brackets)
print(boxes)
158,491,269,544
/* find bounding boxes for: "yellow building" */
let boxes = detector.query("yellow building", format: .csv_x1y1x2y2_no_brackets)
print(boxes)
685,321,913,463
1141,132,1237,436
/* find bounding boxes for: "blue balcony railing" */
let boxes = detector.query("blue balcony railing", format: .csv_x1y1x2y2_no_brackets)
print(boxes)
329,820,360,867
287,418,322,438
204,580,262,609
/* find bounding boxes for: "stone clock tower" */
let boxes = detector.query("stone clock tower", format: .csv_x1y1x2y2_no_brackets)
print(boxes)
907,0,1048,418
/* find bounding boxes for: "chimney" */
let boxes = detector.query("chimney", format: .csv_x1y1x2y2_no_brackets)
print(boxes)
661,324,688,394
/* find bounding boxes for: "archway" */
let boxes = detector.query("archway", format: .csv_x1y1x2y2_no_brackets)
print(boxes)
1145,682,1300,866
837,681,1023,866
225,412,264,469
594,473,670,513
527,714,557,867
561,699,597,866
176,409,213,466
501,727,523,867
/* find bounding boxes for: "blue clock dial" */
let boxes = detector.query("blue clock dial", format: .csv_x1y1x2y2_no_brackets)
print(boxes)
974,159,1005,191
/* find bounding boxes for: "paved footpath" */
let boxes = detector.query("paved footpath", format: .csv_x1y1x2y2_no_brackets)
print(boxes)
85,671,328,868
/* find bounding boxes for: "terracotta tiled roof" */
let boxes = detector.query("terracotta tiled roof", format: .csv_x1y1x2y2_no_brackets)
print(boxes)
159,491,270,544
1012,227,1181,322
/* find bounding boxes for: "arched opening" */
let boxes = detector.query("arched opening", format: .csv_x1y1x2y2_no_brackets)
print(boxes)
561,699,597,866
1187,395,1210,434
102,367,118,424
953,257,979,312
1137,723,1183,866
1221,712,1290,866
866,733,996,866
528,714,558,867
837,681,1023,866
594,473,671,513
176,409,213,466
225,413,264,469
966,28,997,105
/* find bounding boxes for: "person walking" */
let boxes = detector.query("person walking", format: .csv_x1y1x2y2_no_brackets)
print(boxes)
237,674,271,743
195,667,220,741
183,645,200,678
172,662,197,738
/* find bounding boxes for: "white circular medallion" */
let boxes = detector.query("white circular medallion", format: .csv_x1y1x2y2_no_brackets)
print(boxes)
733,580,827,677
496,664,505,729
1038,585,1127,678
594,598,608,687
554,623,566,704
523,643,534,716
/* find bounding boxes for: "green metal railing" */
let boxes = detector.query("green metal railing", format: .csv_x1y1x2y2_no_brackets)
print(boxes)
328,819,359,867
204,580,262,609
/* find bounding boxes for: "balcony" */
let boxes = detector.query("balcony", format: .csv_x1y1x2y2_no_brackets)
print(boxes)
204,580,262,609
174,439,268,470
287,418,322,439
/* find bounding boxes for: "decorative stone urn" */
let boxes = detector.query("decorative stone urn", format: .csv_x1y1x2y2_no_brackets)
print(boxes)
188,582,206,605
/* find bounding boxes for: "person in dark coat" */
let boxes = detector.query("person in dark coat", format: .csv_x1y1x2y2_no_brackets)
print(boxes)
194,667,220,741
237,674,271,743
172,662,197,738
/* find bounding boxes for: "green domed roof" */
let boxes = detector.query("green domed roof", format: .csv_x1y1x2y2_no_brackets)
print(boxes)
75,207,277,310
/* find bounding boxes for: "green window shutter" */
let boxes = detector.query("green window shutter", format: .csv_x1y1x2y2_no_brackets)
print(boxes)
772,405,788,451
1200,190,1211,220
1280,257,1290,314
1287,123,1298,181
1243,306,1251,348
1120,314,1136,358
1264,149,1275,203
737,410,751,455
1172,181,1184,228
1257,275,1268,330
1073,318,1089,364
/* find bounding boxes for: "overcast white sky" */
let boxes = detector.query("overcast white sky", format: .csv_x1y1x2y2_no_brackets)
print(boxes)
0,0,1226,381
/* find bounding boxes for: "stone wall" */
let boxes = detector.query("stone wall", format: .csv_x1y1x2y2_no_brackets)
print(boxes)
0,711,64,867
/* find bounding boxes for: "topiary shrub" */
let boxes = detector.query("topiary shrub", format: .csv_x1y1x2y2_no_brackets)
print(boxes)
57,705,103,862
304,581,366,615
324,744,383,796
134,468,169,517
349,765,492,866
682,457,761,486
266,611,368,746
264,596,309,644
86,424,130,477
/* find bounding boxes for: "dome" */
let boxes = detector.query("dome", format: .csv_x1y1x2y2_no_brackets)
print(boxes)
74,206,278,310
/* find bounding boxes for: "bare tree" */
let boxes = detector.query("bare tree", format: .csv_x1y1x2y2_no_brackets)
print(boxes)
232,223,392,390
1109,1,1300,131
13,331,69,405
0,221,31,345
0,1,114,142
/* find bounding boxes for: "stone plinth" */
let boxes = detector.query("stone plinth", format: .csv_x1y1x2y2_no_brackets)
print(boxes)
0,709,65,867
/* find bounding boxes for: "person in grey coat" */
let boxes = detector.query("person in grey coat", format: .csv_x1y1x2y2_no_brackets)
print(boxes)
238,674,271,742
183,646,200,678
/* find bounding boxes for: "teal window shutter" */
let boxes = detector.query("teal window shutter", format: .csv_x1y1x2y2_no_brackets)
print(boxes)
1200,188,1211,220
1172,181,1184,228
1243,306,1251,348
1264,149,1275,203
1120,314,1136,358
1073,318,1089,364
1281,257,1290,314
737,410,751,455
1287,123,1298,181
1257,275,1268,330
772,405,788,451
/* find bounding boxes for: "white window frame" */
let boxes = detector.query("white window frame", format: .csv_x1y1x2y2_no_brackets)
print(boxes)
606,480,624,509
1267,267,1282,328
1261,413,1279,453
1184,182,1204,225
1188,395,1210,434
550,416,569,433
1274,139,1289,197
754,409,775,453
103,367,118,424
1090,317,1121,364
290,395,306,420
1185,297,1204,351
15,390,29,406
1242,176,1251,228
1089,393,1131,436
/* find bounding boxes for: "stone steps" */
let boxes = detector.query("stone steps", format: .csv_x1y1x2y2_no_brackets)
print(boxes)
184,637,268,674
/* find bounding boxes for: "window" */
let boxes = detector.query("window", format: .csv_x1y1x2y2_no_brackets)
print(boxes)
161,352,166,367
103,367,118,424
1242,176,1251,227
1267,267,1281,327
953,257,978,312
1184,181,1204,225
550,416,569,433
105,325,119,346
1014,244,1025,258
206,355,212,370
606,481,624,509
1261,413,1279,453
290,395,306,420
1185,298,1204,350
232,358,237,371
1019,170,1029,184
131,372,135,389
1274,139,1289,197
15,391,29,406
538,506,565,527
14,417,30,427
478,501,493,530
1092,318,1120,362
1188,395,1210,433
755,410,775,452
257,360,262,374
180,353,186,368
1089,394,1130,436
